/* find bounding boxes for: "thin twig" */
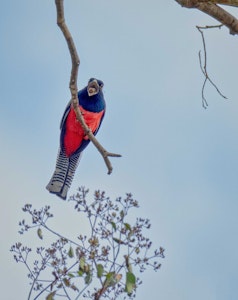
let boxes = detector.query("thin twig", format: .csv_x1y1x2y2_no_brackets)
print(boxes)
59,277,71,300
40,221,119,266
55,0,121,174
74,283,91,300
27,256,51,300
196,25,227,108
176,0,238,34
33,261,79,300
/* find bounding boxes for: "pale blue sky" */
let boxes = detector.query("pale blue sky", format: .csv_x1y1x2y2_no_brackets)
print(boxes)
1,1,238,299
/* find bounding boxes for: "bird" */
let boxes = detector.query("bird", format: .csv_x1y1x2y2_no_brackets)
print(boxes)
46,78,106,200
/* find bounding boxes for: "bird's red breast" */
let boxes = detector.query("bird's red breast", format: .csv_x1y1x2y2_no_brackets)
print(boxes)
64,106,104,157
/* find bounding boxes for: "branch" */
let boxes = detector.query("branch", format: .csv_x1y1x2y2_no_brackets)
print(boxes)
175,0,238,34
207,0,238,8
196,25,227,107
33,261,79,300
55,0,121,175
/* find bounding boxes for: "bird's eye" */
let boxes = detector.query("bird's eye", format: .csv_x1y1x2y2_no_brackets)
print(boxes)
97,80,104,88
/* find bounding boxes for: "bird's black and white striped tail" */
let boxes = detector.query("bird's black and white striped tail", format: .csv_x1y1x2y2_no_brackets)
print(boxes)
46,148,82,200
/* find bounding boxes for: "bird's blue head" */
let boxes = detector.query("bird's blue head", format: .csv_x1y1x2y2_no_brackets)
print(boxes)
87,78,104,97
78,78,105,112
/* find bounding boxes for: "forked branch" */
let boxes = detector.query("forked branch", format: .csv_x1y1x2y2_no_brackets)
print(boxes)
55,0,121,174
175,0,238,35
197,25,227,108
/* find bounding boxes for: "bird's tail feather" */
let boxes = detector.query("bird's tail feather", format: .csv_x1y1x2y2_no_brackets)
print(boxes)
46,148,82,200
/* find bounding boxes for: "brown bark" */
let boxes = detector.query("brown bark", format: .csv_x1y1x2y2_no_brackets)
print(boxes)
175,0,238,34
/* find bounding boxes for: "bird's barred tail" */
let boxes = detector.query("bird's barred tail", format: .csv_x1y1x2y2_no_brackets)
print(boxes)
46,148,82,200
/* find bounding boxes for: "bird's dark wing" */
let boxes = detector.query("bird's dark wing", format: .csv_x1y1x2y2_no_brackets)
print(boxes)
60,100,71,130
92,109,105,136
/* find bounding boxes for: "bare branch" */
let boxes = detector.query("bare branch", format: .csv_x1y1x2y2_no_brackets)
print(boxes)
208,0,238,8
175,0,238,34
55,0,121,175
197,25,227,108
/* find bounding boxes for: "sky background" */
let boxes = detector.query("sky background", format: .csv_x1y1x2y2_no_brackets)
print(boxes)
1,1,238,299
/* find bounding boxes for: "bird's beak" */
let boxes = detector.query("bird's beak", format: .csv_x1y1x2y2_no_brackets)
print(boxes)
87,80,100,97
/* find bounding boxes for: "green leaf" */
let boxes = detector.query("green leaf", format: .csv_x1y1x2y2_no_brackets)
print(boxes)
120,210,125,219
46,291,56,300
84,264,90,273
106,272,114,280
113,237,124,244
125,255,133,273
77,269,84,277
125,272,136,295
37,228,43,240
68,273,75,278
68,246,74,258
84,272,92,284
63,278,70,287
104,272,115,287
78,257,86,276
104,272,122,288
79,256,85,270
128,230,134,240
111,221,116,231
124,223,131,231
96,264,104,278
